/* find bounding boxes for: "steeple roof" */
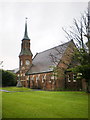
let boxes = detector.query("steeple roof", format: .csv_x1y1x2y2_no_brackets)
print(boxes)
23,18,30,40
19,49,33,56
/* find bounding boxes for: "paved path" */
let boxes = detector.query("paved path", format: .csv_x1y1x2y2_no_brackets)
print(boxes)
0,89,44,93
0,90,10,92
0,89,29,92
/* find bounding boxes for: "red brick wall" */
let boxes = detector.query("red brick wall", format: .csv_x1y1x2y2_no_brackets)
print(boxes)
55,41,76,90
28,72,57,90
17,41,83,91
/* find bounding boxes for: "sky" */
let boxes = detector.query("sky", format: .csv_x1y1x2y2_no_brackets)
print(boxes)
0,1,89,70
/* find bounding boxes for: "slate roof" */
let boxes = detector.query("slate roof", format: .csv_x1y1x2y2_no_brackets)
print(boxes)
26,40,73,75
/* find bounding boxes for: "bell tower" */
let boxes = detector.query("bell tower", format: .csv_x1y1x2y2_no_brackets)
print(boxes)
19,18,33,73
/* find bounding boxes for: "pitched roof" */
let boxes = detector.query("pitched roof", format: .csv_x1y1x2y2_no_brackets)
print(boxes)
26,40,73,75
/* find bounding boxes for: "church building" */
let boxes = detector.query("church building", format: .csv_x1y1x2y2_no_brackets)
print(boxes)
16,19,86,91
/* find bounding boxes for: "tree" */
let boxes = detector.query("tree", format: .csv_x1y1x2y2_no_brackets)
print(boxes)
1,69,17,87
63,2,90,92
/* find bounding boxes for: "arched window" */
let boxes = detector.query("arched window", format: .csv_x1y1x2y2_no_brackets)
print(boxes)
36,75,40,83
73,74,77,82
42,74,46,83
31,75,34,81
42,76,44,83
67,74,71,82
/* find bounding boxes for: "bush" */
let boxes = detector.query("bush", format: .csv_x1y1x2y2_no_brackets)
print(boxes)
1,69,17,87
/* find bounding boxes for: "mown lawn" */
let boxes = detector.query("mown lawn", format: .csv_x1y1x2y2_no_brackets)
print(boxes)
0,91,2,119
1,87,32,92
1,87,88,118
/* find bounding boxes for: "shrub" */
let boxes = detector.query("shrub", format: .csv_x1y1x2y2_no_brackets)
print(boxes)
1,69,17,87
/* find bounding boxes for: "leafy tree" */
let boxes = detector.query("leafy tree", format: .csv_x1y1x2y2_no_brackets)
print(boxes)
63,2,90,92
1,69,17,87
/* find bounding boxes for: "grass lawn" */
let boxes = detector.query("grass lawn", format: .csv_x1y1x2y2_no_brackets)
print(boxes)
1,87,88,118
1,87,32,92
0,91,2,119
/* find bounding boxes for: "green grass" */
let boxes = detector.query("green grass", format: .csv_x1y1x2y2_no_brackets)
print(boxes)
1,87,31,92
0,91,2,119
2,87,88,118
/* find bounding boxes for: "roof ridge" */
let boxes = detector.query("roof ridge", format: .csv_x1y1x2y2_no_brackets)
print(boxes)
32,40,73,61
37,40,72,55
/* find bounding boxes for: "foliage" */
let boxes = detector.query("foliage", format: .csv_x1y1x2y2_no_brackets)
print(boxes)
50,66,65,78
68,64,90,81
0,69,17,87
2,87,88,118
72,48,90,82
63,3,90,92
74,48,90,65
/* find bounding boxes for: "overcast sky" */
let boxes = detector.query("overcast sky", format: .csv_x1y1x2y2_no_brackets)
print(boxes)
0,1,88,70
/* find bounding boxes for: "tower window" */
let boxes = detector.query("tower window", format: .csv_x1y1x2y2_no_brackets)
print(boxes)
20,60,23,66
26,42,28,48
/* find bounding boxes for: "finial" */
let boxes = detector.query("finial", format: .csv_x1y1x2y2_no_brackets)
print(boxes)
23,17,30,40
25,17,28,22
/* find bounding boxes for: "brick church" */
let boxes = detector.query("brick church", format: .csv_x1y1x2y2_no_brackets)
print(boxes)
16,19,86,91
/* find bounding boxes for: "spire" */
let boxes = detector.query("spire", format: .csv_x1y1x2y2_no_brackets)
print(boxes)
23,18,30,40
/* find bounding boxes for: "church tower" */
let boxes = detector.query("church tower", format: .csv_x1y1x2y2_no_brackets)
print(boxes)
19,18,33,77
